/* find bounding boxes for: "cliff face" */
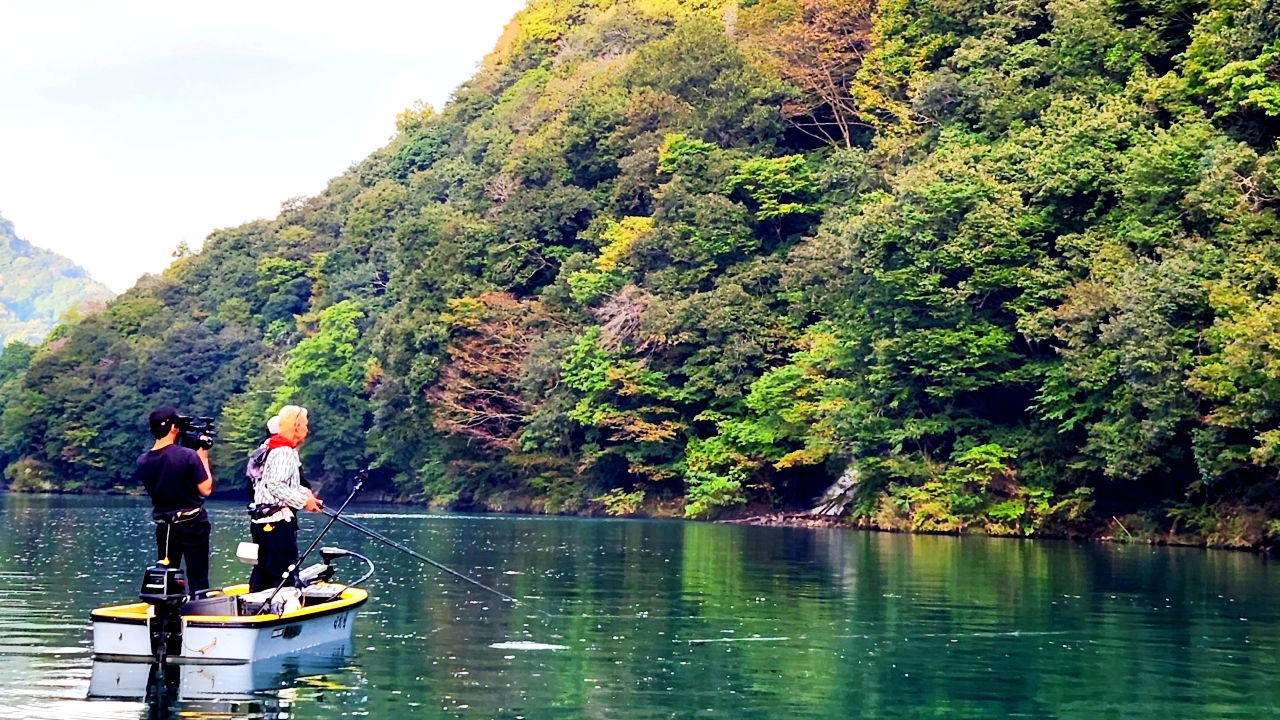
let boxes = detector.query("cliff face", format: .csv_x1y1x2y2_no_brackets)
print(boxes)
1,0,1279,545
0,213,114,346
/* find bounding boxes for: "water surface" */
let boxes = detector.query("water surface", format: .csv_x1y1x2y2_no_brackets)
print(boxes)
0,494,1276,718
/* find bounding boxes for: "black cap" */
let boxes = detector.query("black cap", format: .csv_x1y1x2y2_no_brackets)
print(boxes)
149,407,180,439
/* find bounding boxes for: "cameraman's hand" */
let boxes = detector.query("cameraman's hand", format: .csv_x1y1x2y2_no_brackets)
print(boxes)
195,446,213,497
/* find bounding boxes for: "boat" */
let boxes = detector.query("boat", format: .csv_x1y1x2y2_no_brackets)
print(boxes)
91,546,373,664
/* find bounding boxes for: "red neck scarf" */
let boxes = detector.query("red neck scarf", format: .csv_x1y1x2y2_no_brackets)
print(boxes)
267,435,296,450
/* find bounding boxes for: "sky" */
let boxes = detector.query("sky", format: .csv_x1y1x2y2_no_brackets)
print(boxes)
0,0,527,292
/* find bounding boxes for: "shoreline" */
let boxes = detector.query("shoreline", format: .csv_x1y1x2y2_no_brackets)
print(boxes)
5,488,1274,553
715,510,1277,553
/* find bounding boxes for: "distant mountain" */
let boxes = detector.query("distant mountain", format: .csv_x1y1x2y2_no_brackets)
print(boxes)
0,213,114,346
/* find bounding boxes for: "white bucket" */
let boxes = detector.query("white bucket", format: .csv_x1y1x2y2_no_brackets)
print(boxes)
236,542,259,565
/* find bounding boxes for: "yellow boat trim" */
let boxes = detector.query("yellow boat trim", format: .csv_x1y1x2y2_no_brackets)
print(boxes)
91,584,367,625
193,587,367,625
91,584,250,621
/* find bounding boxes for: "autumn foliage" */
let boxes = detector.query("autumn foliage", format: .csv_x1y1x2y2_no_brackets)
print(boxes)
429,293,540,451
740,0,875,147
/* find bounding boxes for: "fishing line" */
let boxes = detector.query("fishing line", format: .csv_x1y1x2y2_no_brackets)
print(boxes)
322,508,552,618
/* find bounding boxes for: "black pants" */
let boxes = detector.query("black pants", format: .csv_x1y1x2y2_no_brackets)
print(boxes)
154,520,211,593
249,520,299,592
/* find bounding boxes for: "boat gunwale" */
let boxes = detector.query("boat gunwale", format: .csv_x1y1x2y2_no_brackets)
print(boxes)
90,612,149,626
91,584,368,629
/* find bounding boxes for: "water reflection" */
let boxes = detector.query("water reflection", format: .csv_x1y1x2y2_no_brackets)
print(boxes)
88,640,356,719
0,495,1277,719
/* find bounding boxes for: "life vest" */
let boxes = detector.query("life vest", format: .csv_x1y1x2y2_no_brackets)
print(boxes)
245,440,271,501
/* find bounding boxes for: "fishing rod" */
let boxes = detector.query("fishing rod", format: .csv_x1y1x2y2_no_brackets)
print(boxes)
258,471,366,614
321,507,540,613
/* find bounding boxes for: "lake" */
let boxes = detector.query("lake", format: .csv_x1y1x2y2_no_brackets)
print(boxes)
0,494,1276,719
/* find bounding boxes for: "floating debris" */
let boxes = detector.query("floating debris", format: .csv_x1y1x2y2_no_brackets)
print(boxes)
686,637,790,644
490,641,568,651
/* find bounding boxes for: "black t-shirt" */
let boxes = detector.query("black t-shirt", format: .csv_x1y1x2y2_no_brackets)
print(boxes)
135,444,209,513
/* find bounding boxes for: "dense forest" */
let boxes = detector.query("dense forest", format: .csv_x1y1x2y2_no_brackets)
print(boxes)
0,213,114,345
2,0,1278,545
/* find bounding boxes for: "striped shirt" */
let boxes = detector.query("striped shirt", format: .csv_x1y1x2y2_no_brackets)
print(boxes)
252,446,309,524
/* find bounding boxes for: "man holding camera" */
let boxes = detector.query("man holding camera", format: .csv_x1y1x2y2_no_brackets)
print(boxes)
134,406,214,593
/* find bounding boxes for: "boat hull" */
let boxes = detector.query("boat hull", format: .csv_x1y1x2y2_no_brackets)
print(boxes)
91,583,367,663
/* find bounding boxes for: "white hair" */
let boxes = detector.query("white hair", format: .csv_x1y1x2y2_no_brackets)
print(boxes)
266,415,280,435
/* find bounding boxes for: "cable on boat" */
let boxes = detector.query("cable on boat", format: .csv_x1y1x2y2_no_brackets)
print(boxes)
320,508,548,616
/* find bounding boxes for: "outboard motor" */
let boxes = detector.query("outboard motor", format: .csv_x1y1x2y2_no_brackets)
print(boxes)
139,564,187,660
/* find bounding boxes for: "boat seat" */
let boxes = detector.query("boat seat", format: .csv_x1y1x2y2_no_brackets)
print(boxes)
301,585,345,603
234,589,271,616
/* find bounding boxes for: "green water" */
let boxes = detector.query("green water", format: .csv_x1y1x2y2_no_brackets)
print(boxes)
0,495,1276,719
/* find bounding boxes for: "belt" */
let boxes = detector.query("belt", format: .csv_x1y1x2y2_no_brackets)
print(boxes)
152,507,206,524
247,503,286,520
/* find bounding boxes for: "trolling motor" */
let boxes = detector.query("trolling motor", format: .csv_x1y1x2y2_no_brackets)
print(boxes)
305,546,376,587
138,563,188,660
238,543,373,588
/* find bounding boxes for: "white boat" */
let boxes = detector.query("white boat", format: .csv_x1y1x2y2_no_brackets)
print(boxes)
91,546,372,664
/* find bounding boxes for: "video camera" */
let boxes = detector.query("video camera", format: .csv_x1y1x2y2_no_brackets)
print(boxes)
176,415,218,451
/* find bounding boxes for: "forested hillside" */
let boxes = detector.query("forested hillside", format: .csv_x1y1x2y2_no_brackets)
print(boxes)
0,213,114,345
3,0,1278,545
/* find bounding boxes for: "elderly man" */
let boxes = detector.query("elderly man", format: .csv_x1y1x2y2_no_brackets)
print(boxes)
247,405,323,592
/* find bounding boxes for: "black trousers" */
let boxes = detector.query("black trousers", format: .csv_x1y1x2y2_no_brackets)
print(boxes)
249,519,299,592
154,519,211,593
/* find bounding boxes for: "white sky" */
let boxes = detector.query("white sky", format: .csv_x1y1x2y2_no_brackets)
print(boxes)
0,0,526,292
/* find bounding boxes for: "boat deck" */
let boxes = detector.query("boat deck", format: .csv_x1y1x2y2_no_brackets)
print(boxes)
91,583,368,627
